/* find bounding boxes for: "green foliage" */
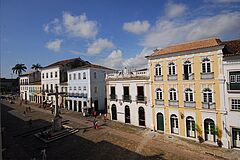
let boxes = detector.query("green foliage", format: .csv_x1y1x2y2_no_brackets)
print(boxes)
12,64,27,76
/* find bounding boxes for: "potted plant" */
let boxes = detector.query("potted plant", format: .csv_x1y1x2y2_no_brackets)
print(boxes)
196,124,204,143
215,126,223,147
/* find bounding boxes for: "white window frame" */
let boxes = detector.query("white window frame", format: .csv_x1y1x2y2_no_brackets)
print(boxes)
155,64,162,76
231,99,240,111
185,88,194,102
203,88,213,103
169,88,177,101
156,88,163,100
202,58,211,73
168,62,176,75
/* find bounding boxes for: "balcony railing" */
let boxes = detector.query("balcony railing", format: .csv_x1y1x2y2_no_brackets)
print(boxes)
154,75,163,81
227,82,240,92
155,99,164,106
168,74,177,81
83,93,88,98
184,101,196,108
122,95,131,102
136,95,147,103
110,94,117,101
168,100,179,107
202,102,216,109
201,72,214,79
183,73,194,80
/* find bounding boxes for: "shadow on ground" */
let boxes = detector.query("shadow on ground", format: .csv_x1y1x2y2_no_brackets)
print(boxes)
1,102,165,160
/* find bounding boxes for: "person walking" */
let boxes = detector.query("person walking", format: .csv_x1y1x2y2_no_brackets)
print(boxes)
28,119,32,128
41,148,46,160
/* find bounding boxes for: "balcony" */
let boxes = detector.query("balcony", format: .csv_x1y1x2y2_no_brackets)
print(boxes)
136,95,147,103
201,72,214,79
154,75,163,81
155,99,164,106
110,94,117,101
227,82,240,93
83,93,88,98
183,73,194,80
122,95,131,102
168,100,179,107
184,101,196,108
202,102,216,109
168,74,177,81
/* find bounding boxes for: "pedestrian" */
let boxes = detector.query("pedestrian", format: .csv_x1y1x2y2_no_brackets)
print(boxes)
51,108,54,114
41,148,47,160
23,111,26,116
95,121,99,129
29,106,31,112
94,111,97,118
28,119,32,128
104,114,107,122
20,101,22,106
93,118,96,129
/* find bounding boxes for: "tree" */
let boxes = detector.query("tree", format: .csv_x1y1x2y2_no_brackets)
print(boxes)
31,63,42,71
12,64,27,77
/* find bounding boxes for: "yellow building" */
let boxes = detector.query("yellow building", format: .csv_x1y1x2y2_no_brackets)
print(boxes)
146,37,228,147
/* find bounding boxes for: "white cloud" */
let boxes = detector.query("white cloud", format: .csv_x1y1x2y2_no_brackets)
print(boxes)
43,18,62,34
98,50,124,69
165,2,187,18
205,0,240,3
87,38,115,55
142,12,240,48
123,20,150,34
45,39,63,52
63,12,98,38
98,48,152,70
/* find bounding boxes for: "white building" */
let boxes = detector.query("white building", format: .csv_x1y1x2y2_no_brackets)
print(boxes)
41,58,90,107
66,64,113,115
222,39,240,149
106,68,153,129
19,74,30,101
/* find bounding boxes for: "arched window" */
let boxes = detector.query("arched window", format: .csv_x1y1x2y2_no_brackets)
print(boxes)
168,62,176,75
202,58,211,73
186,116,195,138
170,114,179,134
169,88,177,101
156,88,163,100
155,64,162,76
203,88,213,103
185,88,194,102
83,72,86,79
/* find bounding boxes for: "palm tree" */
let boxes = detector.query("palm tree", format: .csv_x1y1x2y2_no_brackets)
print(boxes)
31,63,42,71
12,64,27,77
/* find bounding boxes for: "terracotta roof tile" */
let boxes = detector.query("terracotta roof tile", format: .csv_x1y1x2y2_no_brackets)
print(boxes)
149,37,222,57
222,39,240,57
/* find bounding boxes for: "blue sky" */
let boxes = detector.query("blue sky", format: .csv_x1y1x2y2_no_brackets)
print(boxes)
1,0,240,78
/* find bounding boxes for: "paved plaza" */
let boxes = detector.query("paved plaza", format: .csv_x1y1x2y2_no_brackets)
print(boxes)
1,100,240,160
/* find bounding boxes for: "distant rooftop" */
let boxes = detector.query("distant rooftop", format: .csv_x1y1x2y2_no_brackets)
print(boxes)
222,39,240,57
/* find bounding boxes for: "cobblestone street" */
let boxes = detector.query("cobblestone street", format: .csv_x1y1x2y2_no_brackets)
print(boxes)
2,100,240,160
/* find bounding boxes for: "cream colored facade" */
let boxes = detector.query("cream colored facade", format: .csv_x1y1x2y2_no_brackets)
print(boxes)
147,40,228,148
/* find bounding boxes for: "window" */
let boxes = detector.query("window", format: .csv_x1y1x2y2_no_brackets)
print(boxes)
168,62,176,75
78,73,81,79
74,86,76,90
73,73,76,80
46,84,49,91
46,73,48,78
83,86,86,91
155,64,162,76
50,84,53,91
231,99,240,110
42,73,44,79
50,72,53,78
230,75,240,83
170,114,179,134
83,72,86,79
94,72,97,79
55,72,57,78
202,58,211,73
169,88,177,100
203,88,213,103
185,88,194,102
78,86,81,91
94,87,97,93
156,88,163,100
183,60,192,80
69,87,72,90
69,74,72,80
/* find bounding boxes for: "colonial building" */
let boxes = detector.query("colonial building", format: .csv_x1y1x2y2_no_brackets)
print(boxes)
222,39,240,148
146,37,229,148
106,68,153,129
66,64,112,115
19,71,41,102
41,58,90,108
